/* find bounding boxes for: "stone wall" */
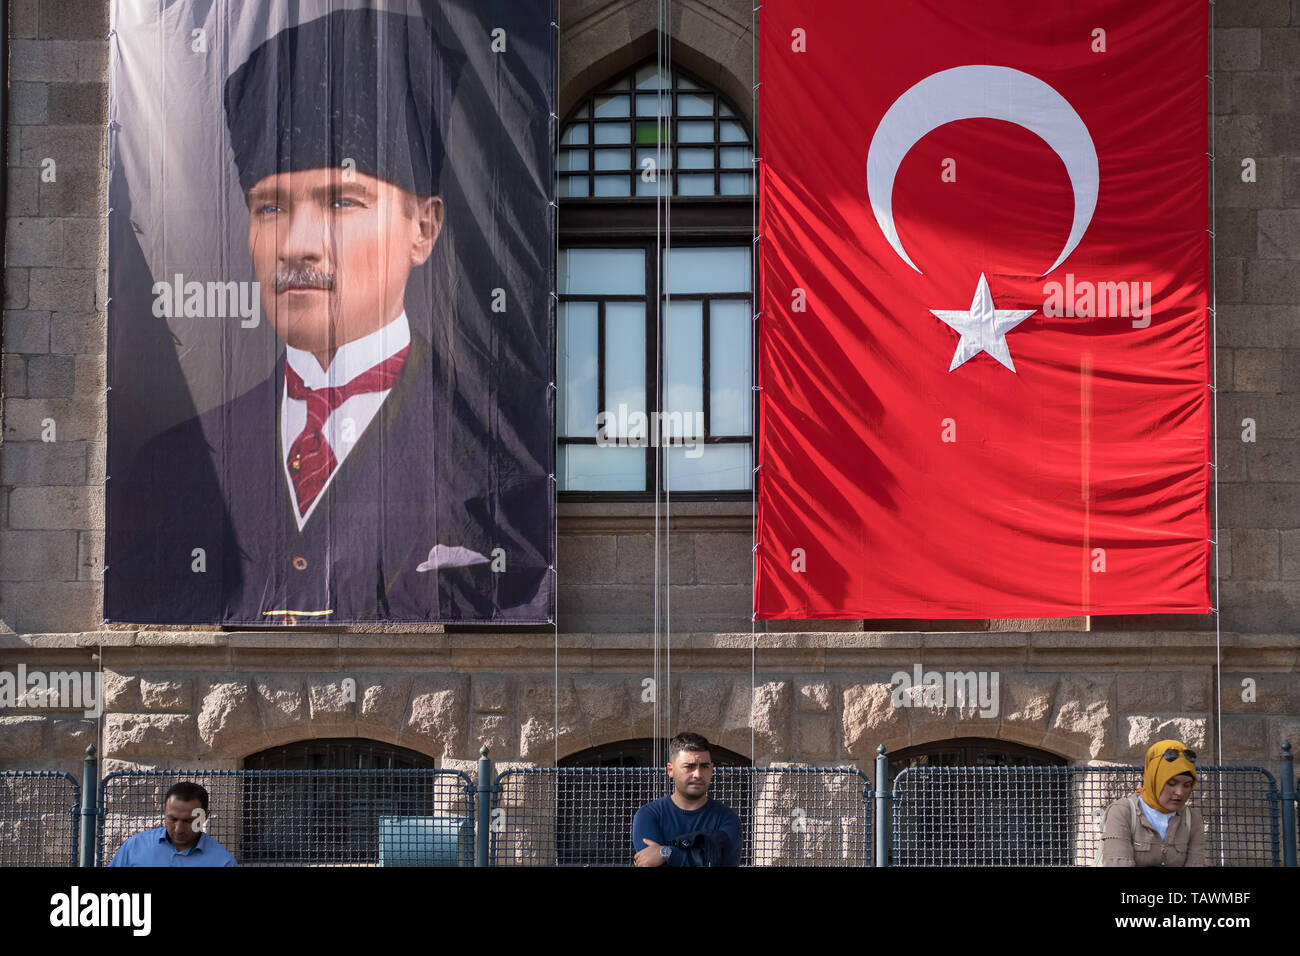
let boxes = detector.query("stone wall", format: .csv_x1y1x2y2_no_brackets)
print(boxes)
0,0,1297,780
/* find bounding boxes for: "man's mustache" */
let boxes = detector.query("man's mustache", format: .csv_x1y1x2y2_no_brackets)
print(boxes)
276,265,334,292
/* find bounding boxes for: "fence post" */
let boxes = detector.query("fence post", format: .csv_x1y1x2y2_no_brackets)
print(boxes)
1281,741,1296,868
476,744,492,867
79,744,97,867
874,745,890,867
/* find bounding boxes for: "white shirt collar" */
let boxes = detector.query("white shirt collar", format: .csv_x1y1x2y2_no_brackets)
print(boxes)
284,311,411,388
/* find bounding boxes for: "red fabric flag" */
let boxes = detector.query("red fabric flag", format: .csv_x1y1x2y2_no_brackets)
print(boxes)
757,0,1211,618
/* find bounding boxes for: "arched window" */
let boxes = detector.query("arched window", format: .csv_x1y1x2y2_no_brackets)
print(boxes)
558,62,754,495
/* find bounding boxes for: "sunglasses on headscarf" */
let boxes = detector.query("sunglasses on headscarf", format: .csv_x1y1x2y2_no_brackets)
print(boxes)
1163,748,1196,762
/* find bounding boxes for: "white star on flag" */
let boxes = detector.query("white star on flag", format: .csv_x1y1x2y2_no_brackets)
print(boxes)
930,273,1037,373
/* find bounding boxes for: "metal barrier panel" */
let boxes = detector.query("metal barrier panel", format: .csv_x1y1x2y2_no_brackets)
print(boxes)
490,767,872,866
0,772,81,866
892,766,1281,867
99,769,475,867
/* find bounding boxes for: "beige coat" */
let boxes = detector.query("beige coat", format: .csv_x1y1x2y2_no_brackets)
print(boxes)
1101,793,1205,866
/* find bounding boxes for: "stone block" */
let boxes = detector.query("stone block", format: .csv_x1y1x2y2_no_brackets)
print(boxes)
18,125,104,166
10,0,38,38
1219,305,1300,349
1216,28,1262,70
40,172,106,217
7,486,98,530
3,311,51,354
1233,348,1300,392
517,678,585,761
1222,673,1300,715
1281,530,1300,579
1123,716,1207,755
39,1,110,40
1220,482,1300,529
1231,528,1279,580
841,681,902,756
46,83,107,125
309,678,356,718
48,313,103,356
471,674,513,713
104,713,194,758
1244,259,1300,304
1114,672,1178,713
7,39,81,82
1232,71,1290,113
0,715,46,757
405,675,470,758
1180,672,1210,712
1216,156,1283,209
24,354,76,398
197,680,261,756
615,533,695,584
27,268,97,312
4,217,63,267
472,713,516,756
797,681,831,714
1045,675,1114,759
1221,715,1268,760
74,354,105,393
1003,675,1058,728
574,676,631,745
2,397,106,442
694,532,749,585
794,714,834,760
1247,440,1300,482
677,674,730,729
140,677,193,712
2,354,26,397
0,440,86,485
0,581,100,633
1213,0,1291,27
360,677,411,727
1261,26,1300,68
77,530,103,580
51,717,97,757
5,269,30,309
1219,580,1300,632
0,529,78,581
557,533,617,584
254,676,307,732
102,670,138,711
558,583,653,632
1216,208,1256,260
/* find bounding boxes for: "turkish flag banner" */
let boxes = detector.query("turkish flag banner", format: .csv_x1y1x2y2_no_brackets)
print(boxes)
757,1,1210,618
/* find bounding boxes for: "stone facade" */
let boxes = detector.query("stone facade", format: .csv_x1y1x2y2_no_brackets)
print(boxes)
1,0,1298,783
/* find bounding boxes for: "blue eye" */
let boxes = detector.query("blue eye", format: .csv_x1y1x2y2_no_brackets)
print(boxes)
256,203,281,215
333,197,358,209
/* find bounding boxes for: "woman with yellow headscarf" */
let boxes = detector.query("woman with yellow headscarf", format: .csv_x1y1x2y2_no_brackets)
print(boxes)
1101,739,1204,866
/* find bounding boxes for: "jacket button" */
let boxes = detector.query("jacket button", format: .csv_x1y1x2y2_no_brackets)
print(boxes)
292,556,308,571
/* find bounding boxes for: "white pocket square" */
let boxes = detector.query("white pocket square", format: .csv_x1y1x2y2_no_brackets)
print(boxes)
417,544,490,572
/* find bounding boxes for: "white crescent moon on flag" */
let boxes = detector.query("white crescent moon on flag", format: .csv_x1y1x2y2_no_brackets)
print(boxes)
866,65,1099,277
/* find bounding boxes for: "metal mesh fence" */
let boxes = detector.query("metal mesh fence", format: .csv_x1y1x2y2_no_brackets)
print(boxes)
99,769,476,866
0,772,81,866
491,766,872,866
891,766,1281,866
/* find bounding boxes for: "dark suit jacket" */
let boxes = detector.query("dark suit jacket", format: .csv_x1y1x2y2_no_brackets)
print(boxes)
105,332,552,625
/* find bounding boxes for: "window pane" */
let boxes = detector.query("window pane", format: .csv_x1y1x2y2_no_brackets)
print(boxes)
636,147,670,172
604,301,646,438
709,300,751,435
719,173,752,195
594,94,630,117
559,150,589,171
635,64,669,90
720,120,747,142
665,300,703,432
636,93,671,116
665,246,751,294
594,149,631,171
677,120,714,142
664,444,751,491
560,249,645,295
559,175,589,198
635,173,671,197
676,173,714,196
593,175,631,197
635,121,668,145
559,445,645,491
595,122,631,144
678,147,713,169
678,93,712,115
561,124,589,145
559,302,599,437
719,147,751,168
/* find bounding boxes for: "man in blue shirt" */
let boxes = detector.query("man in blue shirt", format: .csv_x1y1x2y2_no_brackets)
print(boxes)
110,782,237,867
633,732,742,867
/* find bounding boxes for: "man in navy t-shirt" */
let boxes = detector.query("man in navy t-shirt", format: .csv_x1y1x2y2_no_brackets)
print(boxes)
633,732,742,867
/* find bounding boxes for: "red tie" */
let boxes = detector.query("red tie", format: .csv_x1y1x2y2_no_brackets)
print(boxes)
284,346,410,516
